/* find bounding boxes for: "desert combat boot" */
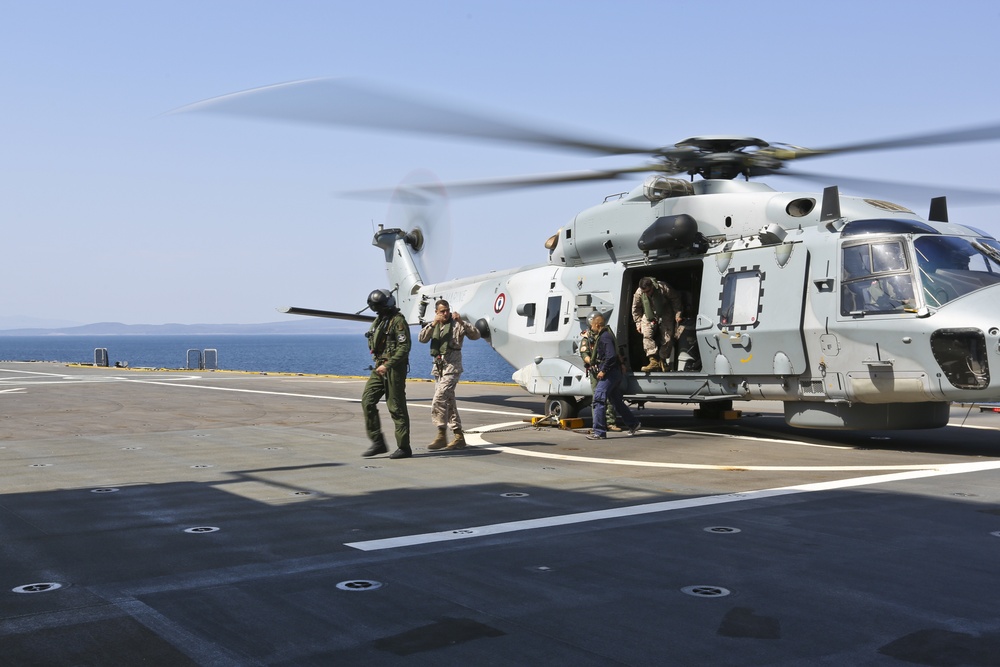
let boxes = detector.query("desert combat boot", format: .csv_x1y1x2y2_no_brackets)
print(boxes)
445,430,467,450
427,427,448,451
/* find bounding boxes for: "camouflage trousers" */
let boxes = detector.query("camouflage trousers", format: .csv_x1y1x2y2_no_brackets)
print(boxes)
431,371,463,431
639,317,676,365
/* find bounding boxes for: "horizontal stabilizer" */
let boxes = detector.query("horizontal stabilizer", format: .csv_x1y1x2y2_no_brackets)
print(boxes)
279,306,375,323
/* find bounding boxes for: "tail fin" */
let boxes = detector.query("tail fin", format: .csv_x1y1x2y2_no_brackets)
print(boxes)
373,226,424,323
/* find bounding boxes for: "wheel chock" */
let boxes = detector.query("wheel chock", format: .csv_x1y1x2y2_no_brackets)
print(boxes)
530,416,585,429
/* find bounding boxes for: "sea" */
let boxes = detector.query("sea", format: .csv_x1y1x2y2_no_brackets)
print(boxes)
0,334,516,383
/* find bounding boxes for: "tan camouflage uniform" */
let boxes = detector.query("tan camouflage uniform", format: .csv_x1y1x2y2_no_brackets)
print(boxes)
418,315,481,432
631,279,683,370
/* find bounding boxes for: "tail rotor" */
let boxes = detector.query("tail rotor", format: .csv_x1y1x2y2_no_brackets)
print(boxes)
385,169,452,285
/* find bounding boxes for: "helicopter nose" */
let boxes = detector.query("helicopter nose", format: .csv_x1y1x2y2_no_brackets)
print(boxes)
925,287,1000,394
929,327,989,390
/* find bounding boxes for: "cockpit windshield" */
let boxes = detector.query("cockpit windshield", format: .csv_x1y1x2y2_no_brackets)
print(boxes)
913,236,1000,307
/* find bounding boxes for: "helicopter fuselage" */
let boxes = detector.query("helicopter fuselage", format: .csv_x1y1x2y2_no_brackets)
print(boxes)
380,178,1000,430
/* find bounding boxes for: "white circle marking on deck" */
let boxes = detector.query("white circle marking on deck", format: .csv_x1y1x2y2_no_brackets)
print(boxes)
465,421,968,472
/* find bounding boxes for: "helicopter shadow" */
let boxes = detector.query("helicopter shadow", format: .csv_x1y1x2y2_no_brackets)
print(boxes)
456,393,544,413
705,413,1000,458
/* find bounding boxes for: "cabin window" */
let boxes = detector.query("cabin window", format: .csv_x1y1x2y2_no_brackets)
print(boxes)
544,296,562,332
841,240,917,315
720,270,761,327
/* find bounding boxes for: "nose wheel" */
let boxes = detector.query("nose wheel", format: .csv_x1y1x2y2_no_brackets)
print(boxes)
545,396,579,419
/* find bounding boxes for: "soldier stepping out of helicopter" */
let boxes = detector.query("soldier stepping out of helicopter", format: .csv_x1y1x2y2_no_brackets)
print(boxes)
361,289,413,459
632,276,683,372
418,299,481,451
580,311,620,431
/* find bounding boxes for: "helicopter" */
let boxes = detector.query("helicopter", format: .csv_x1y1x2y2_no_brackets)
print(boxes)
177,79,1000,430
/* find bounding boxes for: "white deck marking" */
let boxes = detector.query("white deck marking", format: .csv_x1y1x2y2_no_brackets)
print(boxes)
0,368,73,377
0,368,201,384
345,459,1000,551
281,379,366,384
464,422,967,472
650,426,852,449
122,378,532,417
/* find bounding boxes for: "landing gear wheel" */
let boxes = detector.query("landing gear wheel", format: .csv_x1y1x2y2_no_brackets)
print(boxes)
545,396,578,419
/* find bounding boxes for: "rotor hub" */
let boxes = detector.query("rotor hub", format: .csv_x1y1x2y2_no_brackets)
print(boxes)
664,136,774,180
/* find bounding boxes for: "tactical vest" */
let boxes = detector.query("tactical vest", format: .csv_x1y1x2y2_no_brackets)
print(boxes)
429,321,452,358
641,283,669,320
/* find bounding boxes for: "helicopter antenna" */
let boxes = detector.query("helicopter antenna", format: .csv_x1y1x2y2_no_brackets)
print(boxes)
820,186,841,227
928,196,949,223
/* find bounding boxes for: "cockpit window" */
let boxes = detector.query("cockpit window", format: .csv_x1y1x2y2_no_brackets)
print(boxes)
914,236,1000,308
871,241,907,273
842,244,871,280
841,239,917,315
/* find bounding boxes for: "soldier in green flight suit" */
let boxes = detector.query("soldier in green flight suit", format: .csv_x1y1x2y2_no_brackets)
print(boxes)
361,289,412,459
579,311,620,431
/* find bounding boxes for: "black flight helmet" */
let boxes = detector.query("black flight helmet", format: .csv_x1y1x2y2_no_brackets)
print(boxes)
367,289,396,314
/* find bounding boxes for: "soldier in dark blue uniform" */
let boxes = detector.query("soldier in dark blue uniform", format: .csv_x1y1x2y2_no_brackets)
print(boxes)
361,289,412,459
580,312,619,431
586,312,641,440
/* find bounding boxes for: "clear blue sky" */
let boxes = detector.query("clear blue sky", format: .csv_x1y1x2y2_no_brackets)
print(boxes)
3,0,1000,327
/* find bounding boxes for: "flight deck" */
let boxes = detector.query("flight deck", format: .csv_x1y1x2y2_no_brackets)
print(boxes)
2,361,1000,665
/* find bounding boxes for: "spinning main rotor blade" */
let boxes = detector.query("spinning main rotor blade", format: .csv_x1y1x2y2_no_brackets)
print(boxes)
175,79,1000,198
773,121,1000,160
172,78,655,156
344,166,654,200
776,169,1000,206
398,166,1000,204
